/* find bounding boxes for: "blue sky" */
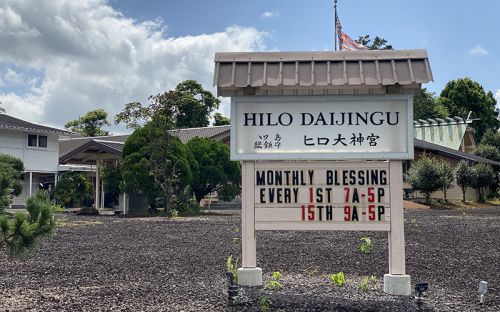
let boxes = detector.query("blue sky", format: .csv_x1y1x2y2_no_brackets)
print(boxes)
0,0,498,129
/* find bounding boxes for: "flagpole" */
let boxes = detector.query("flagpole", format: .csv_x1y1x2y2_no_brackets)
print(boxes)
334,0,338,51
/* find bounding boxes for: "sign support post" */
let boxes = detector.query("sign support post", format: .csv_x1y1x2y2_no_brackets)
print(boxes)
384,160,411,295
237,161,262,286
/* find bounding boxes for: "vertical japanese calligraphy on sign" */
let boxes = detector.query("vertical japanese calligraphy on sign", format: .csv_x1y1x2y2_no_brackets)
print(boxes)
231,95,413,160
254,161,391,231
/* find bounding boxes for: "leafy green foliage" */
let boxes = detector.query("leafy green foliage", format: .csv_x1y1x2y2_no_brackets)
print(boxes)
259,296,270,312
186,137,240,203
0,154,24,212
226,255,239,284
355,35,393,50
439,78,499,141
413,88,449,120
0,190,55,258
64,109,110,137
480,129,500,149
115,80,220,129
54,172,92,207
471,163,497,202
121,122,196,214
265,271,284,290
408,154,450,204
359,237,373,254
213,112,230,126
330,272,346,286
438,161,455,201
101,162,122,199
455,161,474,202
474,144,500,162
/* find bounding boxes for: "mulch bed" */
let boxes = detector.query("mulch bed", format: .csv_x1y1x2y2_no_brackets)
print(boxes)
1,207,499,311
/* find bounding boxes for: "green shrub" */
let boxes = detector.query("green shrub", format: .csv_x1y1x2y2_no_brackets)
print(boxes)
0,190,55,258
455,161,474,202
471,163,497,202
54,172,92,207
408,154,451,204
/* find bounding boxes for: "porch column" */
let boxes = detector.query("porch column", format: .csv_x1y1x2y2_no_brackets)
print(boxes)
29,171,33,197
95,161,101,210
101,180,105,208
54,173,58,187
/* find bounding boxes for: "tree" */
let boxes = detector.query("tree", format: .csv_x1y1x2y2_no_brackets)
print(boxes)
101,162,121,204
115,80,220,130
0,154,24,212
438,161,454,201
0,190,55,257
480,129,500,149
355,35,393,50
413,88,449,120
121,121,196,214
439,78,499,141
186,137,240,204
65,109,110,137
474,144,500,162
54,172,92,207
471,163,497,202
408,154,447,204
213,112,231,126
455,161,474,202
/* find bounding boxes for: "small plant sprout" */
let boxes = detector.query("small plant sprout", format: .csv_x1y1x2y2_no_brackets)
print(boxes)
265,271,284,290
359,275,377,291
359,277,369,291
359,237,373,254
329,272,346,286
226,255,239,284
259,296,270,312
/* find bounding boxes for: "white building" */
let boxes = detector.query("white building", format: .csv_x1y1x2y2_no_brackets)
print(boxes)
0,113,72,207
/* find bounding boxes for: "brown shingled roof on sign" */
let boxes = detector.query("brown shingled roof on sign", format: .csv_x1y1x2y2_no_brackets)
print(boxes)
214,50,433,96
0,114,72,135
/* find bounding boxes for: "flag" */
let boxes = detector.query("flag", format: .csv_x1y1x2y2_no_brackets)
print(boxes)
335,16,367,51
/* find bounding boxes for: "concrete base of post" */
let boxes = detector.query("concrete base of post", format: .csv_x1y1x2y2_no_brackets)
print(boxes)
237,267,262,287
384,274,411,296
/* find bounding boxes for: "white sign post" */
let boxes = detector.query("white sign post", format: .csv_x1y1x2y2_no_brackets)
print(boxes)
235,95,412,295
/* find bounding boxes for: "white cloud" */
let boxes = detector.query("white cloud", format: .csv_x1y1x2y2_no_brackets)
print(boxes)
468,45,489,55
0,0,267,128
4,68,24,85
260,11,280,19
495,90,500,110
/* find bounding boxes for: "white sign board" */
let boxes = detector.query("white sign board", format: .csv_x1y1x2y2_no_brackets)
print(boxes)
253,161,391,231
231,95,413,160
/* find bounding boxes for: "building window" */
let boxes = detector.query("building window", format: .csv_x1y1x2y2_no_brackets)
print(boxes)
28,134,38,147
27,134,48,148
38,135,48,148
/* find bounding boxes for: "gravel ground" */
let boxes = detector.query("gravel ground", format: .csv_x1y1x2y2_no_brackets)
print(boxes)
0,207,499,311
